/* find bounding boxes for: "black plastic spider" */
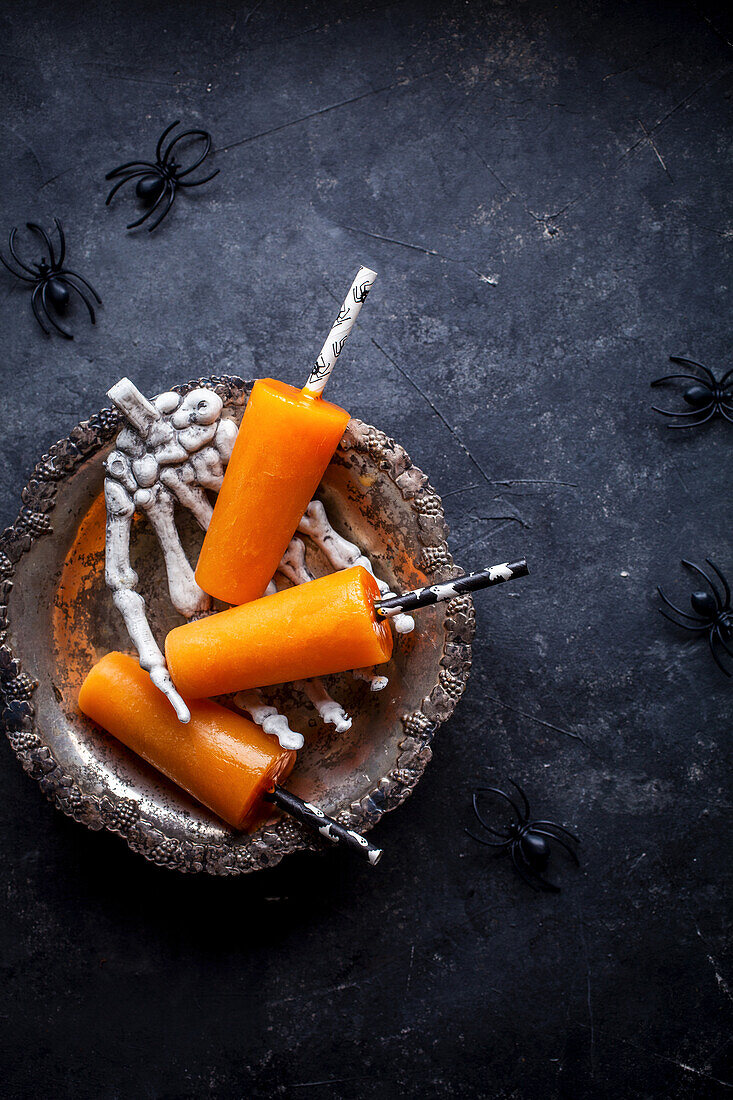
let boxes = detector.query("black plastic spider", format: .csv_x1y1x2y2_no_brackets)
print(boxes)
466,779,580,892
658,559,732,677
0,219,101,340
651,356,732,429
105,121,220,232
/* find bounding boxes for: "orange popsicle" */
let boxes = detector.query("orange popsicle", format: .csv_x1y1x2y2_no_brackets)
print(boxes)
166,565,393,698
195,378,351,605
78,652,295,830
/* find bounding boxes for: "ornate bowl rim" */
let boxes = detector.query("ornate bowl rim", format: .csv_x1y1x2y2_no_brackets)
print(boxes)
0,375,475,874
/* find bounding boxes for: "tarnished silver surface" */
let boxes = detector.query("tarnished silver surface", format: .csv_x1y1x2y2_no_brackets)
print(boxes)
0,376,475,874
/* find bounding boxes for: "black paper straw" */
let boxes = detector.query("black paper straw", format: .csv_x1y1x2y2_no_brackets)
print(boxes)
265,785,382,865
374,559,529,618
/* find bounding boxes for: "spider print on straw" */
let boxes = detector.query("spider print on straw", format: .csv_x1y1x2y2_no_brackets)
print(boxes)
0,219,101,340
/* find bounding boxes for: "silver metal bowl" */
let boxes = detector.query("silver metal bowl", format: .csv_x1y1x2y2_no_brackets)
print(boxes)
0,376,474,874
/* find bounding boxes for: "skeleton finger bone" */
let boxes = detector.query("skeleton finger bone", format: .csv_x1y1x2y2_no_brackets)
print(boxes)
277,537,314,587
110,586,191,723
352,667,389,691
292,678,353,732
234,691,304,751
298,499,415,635
159,467,214,531
137,482,211,619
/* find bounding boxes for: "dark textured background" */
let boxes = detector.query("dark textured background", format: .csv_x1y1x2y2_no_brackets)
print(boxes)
1,1,731,1097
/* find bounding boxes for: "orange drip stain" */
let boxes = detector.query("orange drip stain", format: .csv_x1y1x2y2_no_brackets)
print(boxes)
53,491,131,707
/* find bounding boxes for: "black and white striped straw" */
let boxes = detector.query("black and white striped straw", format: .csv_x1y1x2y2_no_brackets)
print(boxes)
374,559,529,618
264,785,382,865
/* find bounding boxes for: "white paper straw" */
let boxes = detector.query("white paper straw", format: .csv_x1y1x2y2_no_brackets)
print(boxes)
303,265,377,397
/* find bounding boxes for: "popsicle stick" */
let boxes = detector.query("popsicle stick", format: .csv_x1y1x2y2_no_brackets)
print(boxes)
374,559,529,618
302,265,377,398
264,785,382,865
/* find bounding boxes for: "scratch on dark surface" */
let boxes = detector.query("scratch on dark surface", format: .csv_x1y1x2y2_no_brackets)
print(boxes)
292,1078,368,1090
219,70,436,153
488,478,578,490
693,920,733,1004
638,119,674,180
485,695,588,746
0,122,44,178
372,339,496,487
453,520,521,556
468,66,729,231
341,222,496,283
340,224,444,258
239,0,267,30
38,164,80,192
442,483,480,498
627,851,647,874
578,911,595,1077
230,0,415,56
468,503,531,529
675,468,691,495
700,9,733,50
577,1023,733,1089
677,213,733,238
406,944,415,994
459,131,553,233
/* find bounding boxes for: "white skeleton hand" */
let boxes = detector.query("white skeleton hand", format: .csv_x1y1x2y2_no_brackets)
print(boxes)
105,379,413,747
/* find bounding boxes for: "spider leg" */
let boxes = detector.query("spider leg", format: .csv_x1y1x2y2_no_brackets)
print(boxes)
713,624,733,660
158,120,182,164
708,629,732,677
720,406,733,425
106,170,153,206
682,559,722,610
125,178,170,229
105,160,159,180
146,183,177,231
531,828,580,865
62,269,102,304
8,228,38,275
666,408,716,429
55,218,66,267
474,786,523,823
531,820,580,843
651,404,714,418
508,779,531,820
650,374,708,387
30,284,49,335
465,828,511,849
40,282,72,338
0,252,34,282
26,222,55,266
657,586,706,622
511,845,543,891
177,168,220,188
705,560,731,609
64,278,97,324
658,608,708,632
471,792,512,839
166,130,212,176
669,356,717,384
